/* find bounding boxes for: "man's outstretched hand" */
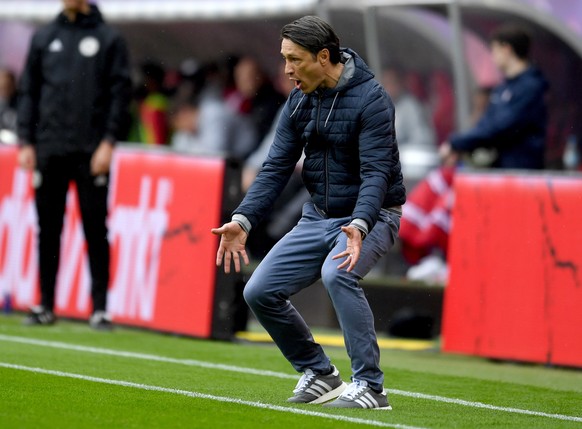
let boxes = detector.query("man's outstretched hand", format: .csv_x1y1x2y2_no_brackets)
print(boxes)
332,225,363,272
211,221,250,274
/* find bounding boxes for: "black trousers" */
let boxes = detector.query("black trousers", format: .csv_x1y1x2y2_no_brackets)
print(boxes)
34,152,110,313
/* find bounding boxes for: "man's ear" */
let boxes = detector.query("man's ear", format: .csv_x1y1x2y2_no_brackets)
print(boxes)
318,48,330,66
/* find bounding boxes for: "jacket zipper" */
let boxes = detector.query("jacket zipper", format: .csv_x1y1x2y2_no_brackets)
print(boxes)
316,92,330,213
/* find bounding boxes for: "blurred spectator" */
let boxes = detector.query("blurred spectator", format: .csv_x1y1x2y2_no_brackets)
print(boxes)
171,57,203,106
399,164,454,285
404,70,429,104
381,67,435,149
169,60,257,158
441,24,549,169
242,61,294,191
0,67,18,145
168,58,207,153
0,67,17,135
130,60,170,145
429,70,455,147
226,56,286,159
169,97,200,152
401,24,549,285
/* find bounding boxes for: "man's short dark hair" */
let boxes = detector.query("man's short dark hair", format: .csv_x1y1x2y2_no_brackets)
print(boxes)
490,24,531,60
281,15,341,64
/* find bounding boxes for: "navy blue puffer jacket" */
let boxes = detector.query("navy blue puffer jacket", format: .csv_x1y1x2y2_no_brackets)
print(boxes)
450,66,549,169
234,48,406,231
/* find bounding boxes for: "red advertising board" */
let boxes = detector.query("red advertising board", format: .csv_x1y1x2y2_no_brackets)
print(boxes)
0,145,229,338
442,171,582,368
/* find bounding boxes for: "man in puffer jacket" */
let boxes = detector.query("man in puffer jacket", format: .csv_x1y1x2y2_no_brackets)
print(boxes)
212,16,405,409
17,0,132,330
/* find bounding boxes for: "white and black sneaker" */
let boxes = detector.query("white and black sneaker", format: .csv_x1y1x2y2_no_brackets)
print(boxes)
287,365,347,404
324,379,392,410
89,311,113,331
23,306,56,326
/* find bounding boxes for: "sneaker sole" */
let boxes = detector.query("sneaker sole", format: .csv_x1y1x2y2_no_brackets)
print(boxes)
306,381,348,404
375,405,393,410
324,403,393,410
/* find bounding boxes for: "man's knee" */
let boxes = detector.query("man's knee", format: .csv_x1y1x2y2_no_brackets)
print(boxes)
242,282,259,308
321,262,355,290
243,279,288,311
243,280,273,310
321,265,340,287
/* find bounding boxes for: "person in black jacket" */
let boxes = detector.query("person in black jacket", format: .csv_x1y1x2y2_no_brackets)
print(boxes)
440,24,549,169
212,16,405,409
17,0,132,330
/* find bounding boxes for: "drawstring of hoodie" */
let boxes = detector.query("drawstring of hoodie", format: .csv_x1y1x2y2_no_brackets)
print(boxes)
290,91,338,127
290,93,306,117
324,92,339,128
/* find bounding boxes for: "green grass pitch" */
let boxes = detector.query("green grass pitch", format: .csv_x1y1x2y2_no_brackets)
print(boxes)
1,313,581,428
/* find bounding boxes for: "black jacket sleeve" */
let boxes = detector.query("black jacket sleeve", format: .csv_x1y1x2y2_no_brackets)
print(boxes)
17,33,43,146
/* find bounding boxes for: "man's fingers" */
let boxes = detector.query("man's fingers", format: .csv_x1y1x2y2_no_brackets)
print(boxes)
219,248,249,274
232,250,250,273
233,251,241,273
332,246,352,260
346,256,358,272
215,246,225,267
223,251,232,274
336,257,350,269
211,227,225,235
334,251,360,271
241,250,250,267
212,222,248,274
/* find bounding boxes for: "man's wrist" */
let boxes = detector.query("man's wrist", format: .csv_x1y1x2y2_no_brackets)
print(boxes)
232,214,251,235
350,218,368,240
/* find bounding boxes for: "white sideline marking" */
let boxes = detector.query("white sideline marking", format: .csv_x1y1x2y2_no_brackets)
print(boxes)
0,362,423,429
387,389,582,423
1,334,581,423
0,334,296,379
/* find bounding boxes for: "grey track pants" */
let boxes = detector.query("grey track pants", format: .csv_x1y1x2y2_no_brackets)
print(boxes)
243,202,400,391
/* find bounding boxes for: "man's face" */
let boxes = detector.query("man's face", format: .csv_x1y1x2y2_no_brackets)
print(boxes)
490,41,511,72
234,58,262,99
281,38,325,94
62,0,88,13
